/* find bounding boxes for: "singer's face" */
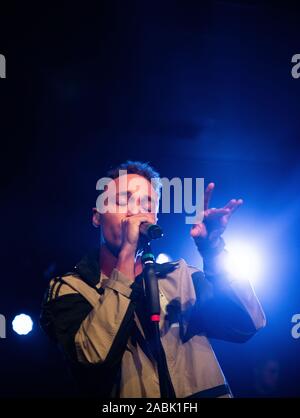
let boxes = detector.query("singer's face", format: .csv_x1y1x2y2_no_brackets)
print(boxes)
93,174,159,253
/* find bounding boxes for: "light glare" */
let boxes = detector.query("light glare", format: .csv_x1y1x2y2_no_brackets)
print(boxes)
12,314,33,335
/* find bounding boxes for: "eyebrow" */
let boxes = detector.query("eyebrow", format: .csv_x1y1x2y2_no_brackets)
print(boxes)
116,191,156,203
116,191,131,197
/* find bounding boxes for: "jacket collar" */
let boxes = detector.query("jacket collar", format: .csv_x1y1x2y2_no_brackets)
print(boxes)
72,247,180,287
73,248,101,287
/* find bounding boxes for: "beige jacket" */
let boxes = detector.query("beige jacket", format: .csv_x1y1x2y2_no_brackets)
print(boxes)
41,250,266,398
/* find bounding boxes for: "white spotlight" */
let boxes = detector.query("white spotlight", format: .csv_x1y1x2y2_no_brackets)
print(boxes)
225,241,263,283
156,253,171,264
12,314,33,335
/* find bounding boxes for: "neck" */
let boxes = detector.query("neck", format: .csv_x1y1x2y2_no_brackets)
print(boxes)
100,243,118,277
100,243,143,278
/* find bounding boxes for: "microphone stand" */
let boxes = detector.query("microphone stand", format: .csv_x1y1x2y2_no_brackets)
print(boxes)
141,239,171,398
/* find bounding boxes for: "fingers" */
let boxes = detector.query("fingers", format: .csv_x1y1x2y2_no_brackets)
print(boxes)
121,213,157,249
203,199,243,224
223,198,243,216
203,183,243,220
124,212,156,226
223,198,243,209
221,199,243,223
190,222,206,237
204,182,215,210
204,207,230,220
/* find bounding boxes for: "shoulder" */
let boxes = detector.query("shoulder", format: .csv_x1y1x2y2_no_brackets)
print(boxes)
43,273,81,303
162,258,205,291
169,258,203,276
43,271,102,311
40,274,94,342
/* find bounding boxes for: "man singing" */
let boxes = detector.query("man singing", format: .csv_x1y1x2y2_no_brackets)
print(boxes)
40,160,266,398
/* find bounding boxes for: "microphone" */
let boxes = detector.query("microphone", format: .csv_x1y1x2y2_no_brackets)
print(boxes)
139,222,164,240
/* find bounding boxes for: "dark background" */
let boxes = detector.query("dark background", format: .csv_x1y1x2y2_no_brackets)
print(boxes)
0,0,300,397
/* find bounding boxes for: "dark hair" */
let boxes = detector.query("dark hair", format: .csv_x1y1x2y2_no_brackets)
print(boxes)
105,160,162,198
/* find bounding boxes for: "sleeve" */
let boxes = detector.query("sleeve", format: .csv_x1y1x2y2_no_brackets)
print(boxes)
40,269,143,367
187,250,266,343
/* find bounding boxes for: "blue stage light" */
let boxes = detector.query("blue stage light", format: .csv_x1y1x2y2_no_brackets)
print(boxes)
225,240,264,284
156,253,171,264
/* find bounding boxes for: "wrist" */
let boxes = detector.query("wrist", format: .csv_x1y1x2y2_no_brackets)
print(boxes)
195,235,225,258
119,244,136,260
203,249,228,277
117,247,136,280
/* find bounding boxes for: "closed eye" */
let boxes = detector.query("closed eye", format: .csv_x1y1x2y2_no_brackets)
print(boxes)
116,192,129,206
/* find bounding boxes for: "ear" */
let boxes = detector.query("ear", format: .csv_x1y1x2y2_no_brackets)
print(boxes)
92,207,101,228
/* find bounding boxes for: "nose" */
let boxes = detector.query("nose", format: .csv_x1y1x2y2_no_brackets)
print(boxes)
127,196,141,216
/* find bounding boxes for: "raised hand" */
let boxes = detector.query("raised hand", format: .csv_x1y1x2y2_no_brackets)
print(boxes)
190,182,243,247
